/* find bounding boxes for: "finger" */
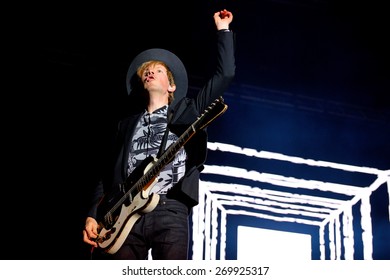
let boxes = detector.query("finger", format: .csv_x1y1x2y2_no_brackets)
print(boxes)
83,230,98,247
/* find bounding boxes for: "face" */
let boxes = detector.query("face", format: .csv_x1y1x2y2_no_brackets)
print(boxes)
141,63,175,94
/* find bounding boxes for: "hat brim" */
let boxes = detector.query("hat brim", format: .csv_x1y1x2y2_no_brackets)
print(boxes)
126,48,188,108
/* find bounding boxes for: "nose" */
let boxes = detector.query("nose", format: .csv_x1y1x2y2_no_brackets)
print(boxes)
146,70,154,76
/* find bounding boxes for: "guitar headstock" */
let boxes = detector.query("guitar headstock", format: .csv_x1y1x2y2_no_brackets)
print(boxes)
197,96,228,130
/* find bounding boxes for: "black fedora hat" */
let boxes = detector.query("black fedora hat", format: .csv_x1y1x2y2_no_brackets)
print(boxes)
126,48,188,108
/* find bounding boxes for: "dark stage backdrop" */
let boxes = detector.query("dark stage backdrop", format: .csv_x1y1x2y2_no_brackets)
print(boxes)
5,0,389,259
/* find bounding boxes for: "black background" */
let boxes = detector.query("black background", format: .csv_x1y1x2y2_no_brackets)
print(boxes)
5,0,389,259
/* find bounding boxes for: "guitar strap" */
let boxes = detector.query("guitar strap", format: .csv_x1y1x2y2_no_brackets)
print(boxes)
157,111,173,158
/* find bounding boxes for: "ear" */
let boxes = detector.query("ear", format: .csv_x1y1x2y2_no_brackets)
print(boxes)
168,84,176,93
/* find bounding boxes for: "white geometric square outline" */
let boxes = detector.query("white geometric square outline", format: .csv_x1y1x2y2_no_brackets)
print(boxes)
190,142,390,260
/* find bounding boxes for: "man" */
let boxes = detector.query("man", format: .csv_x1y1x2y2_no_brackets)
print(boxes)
83,9,235,260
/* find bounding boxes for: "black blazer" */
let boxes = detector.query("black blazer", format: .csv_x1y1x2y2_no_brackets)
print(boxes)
87,30,235,218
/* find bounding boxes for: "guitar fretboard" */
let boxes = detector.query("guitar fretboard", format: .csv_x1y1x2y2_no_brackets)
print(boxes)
106,97,226,218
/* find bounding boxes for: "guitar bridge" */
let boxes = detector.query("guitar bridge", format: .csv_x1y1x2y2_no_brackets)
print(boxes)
96,227,117,243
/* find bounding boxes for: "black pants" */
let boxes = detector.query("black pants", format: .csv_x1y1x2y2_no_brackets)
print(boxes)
93,195,190,260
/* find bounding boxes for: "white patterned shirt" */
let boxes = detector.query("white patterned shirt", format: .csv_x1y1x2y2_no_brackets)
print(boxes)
127,105,187,194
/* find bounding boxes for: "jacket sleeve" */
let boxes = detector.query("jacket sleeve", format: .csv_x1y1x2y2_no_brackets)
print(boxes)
194,29,236,113
84,119,127,220
85,180,104,219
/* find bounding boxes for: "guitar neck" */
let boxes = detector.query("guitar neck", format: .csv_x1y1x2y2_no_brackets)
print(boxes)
122,96,226,203
133,121,197,191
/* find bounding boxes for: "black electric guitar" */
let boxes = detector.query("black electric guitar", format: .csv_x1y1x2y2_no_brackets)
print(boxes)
94,96,228,254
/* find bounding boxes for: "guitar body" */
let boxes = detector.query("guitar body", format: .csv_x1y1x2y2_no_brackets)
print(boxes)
96,191,159,254
95,158,160,254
